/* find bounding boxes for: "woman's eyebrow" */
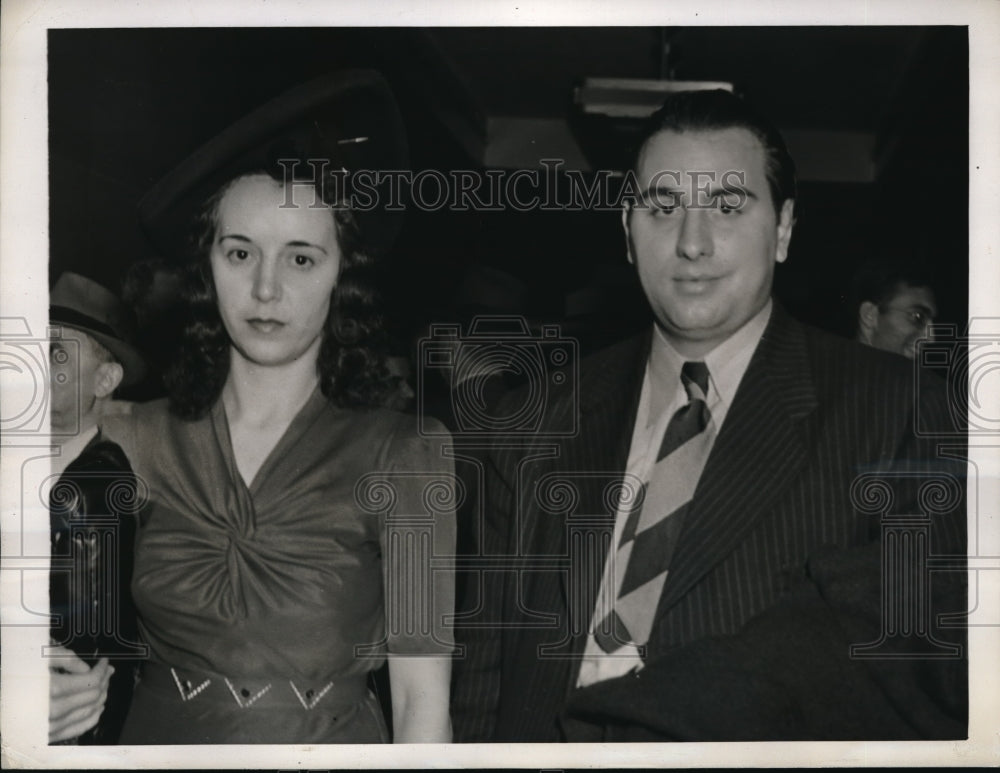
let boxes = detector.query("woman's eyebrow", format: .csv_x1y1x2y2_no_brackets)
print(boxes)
286,239,329,254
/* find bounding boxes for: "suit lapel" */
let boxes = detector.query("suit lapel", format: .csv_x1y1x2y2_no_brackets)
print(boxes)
542,333,649,633
653,306,820,623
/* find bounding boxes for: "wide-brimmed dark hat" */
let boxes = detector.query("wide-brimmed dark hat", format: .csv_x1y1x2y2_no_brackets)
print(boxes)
139,69,409,261
50,272,147,387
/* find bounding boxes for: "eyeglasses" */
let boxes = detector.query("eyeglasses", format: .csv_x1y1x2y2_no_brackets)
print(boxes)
881,306,936,328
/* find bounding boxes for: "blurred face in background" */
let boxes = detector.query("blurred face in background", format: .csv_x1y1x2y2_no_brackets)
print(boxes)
383,355,416,411
858,283,937,359
49,328,121,434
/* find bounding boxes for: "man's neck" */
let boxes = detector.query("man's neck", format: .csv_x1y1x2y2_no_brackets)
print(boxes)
52,414,98,444
51,420,99,478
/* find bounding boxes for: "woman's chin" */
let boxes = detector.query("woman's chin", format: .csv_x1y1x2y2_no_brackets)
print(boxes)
229,340,316,370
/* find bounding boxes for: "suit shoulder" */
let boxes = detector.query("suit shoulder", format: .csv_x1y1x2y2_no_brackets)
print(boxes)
800,322,922,392
66,437,134,476
494,332,644,430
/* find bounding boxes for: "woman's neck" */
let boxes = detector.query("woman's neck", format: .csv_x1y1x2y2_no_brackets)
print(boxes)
221,345,321,429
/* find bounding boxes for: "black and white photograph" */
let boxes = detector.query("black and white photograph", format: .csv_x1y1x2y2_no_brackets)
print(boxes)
1,0,998,768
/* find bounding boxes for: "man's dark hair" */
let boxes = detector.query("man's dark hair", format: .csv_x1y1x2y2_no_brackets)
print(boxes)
634,89,797,214
849,255,937,334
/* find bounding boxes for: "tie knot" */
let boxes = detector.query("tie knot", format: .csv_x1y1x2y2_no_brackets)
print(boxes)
680,361,710,402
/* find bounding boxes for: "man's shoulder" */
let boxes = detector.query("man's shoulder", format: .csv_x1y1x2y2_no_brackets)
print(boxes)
796,318,933,392
776,315,951,430
495,332,645,422
61,434,135,482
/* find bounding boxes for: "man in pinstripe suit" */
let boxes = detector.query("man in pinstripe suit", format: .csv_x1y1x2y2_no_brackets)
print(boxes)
450,89,967,741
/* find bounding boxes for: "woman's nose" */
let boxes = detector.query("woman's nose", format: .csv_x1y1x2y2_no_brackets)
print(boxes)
252,259,281,302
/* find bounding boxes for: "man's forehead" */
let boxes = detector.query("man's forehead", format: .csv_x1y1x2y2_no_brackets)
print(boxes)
891,283,937,311
636,127,768,180
49,325,96,346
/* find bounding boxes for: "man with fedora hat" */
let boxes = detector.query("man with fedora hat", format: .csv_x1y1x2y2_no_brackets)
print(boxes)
48,271,147,744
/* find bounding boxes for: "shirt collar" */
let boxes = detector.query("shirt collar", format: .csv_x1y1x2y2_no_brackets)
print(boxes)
52,424,99,479
646,299,772,427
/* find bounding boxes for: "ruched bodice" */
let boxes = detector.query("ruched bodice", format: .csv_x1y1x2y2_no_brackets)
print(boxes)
103,389,455,742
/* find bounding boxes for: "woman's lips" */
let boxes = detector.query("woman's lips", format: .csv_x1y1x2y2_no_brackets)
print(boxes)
247,318,285,333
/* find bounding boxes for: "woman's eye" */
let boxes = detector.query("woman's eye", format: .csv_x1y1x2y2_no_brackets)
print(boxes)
228,248,250,261
292,254,314,268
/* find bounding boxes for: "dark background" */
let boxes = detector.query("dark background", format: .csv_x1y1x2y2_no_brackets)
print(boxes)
48,27,969,372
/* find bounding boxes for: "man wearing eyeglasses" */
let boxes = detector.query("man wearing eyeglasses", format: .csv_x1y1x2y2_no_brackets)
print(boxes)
853,258,938,359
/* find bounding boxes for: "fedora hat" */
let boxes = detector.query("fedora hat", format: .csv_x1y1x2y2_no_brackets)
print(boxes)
50,272,146,387
139,69,409,261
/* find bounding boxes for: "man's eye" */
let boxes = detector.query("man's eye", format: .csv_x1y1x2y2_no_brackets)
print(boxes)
649,199,680,216
911,312,927,325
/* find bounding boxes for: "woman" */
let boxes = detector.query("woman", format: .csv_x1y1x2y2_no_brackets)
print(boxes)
103,78,455,743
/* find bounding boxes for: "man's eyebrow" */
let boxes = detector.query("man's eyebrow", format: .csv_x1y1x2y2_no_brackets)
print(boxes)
635,184,757,203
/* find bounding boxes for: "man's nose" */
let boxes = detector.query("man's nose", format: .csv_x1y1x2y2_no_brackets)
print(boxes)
675,208,714,260
252,258,281,302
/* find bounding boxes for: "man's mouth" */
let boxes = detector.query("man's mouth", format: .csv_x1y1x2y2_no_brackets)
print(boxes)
673,275,720,293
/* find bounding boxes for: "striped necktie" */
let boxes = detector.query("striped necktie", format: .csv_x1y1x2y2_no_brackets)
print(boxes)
594,360,714,653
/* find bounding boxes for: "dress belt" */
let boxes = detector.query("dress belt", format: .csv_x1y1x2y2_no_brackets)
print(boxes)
140,661,369,712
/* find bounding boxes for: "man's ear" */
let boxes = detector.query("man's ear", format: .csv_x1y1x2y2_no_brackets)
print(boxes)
774,199,796,265
621,203,635,265
858,301,879,344
93,361,124,399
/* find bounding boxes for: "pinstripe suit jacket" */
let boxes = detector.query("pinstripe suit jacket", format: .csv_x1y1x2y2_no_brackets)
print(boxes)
450,304,967,742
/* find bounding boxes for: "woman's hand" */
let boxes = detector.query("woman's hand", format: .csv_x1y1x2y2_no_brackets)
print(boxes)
388,655,452,743
48,646,112,743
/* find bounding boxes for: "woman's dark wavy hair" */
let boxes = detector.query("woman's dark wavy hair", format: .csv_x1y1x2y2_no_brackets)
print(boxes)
164,168,393,420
